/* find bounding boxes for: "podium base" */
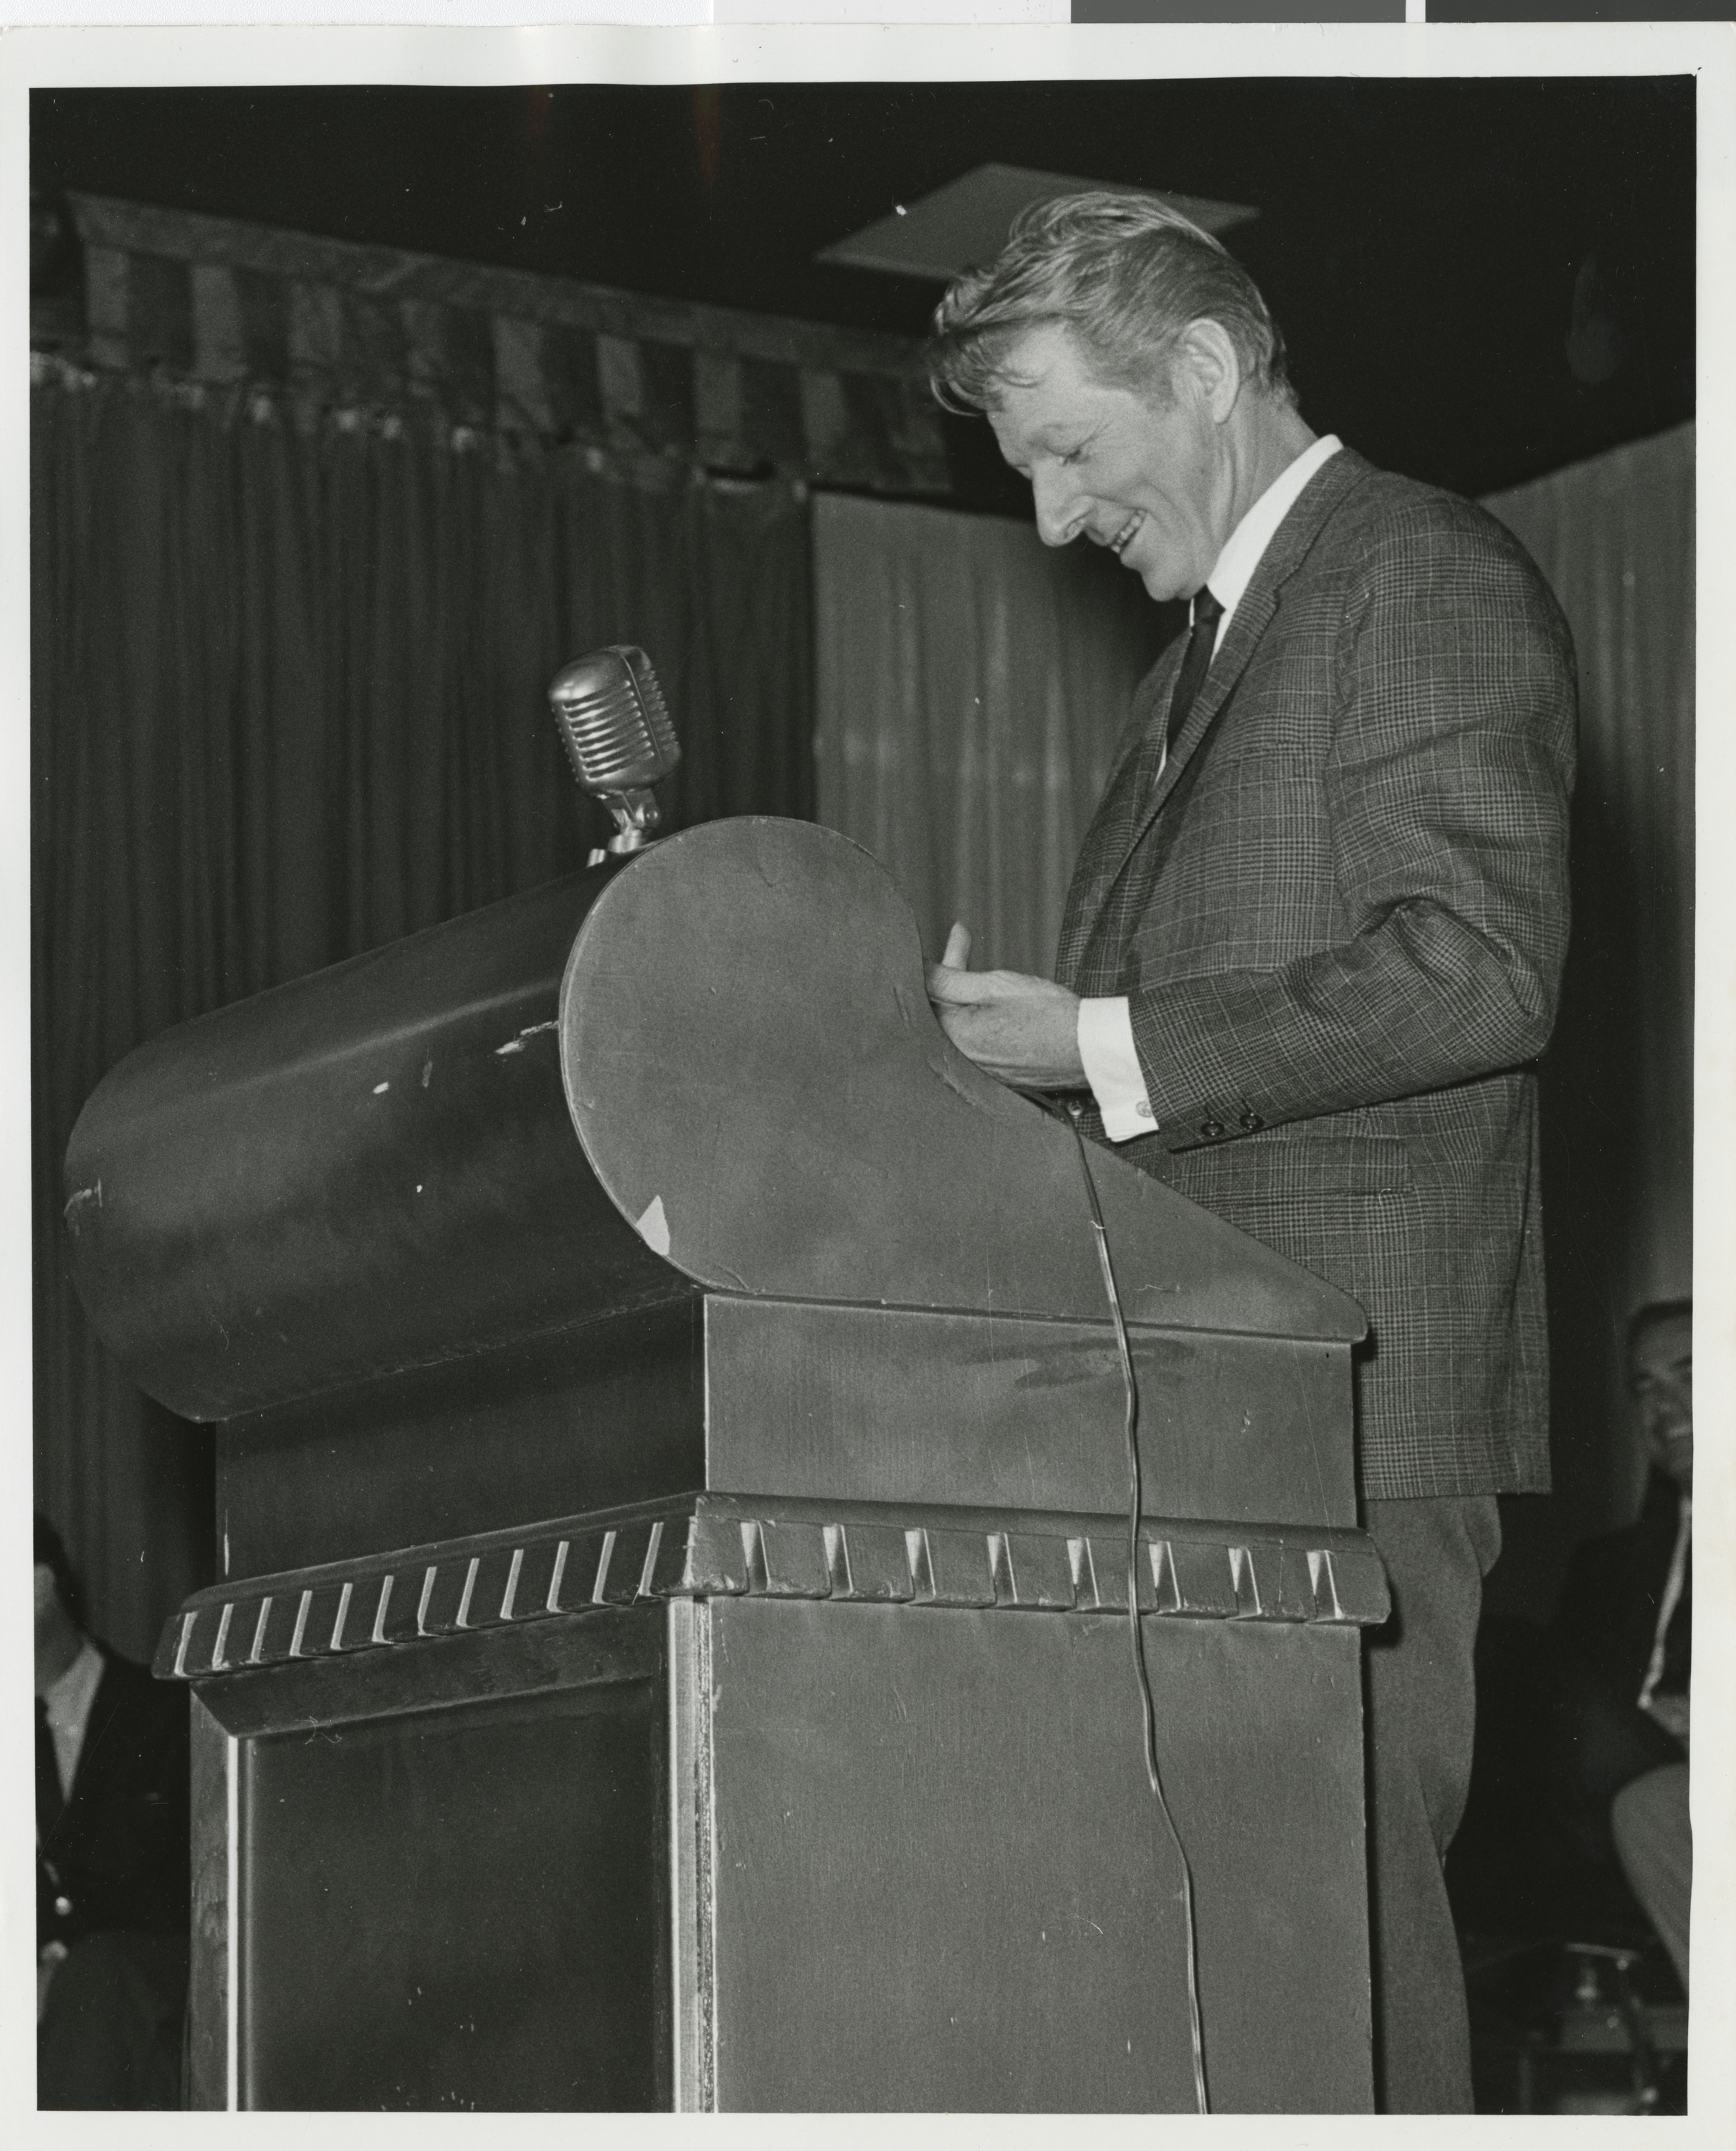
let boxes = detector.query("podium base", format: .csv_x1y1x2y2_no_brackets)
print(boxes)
183,1509,1378,2113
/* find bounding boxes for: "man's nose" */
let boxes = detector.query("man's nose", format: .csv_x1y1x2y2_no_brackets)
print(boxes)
1031,464,1087,548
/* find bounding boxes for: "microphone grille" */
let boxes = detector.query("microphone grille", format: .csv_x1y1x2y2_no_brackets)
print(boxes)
548,645,682,795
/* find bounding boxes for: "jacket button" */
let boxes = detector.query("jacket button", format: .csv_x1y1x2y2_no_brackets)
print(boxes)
1239,1110,1264,1132
1200,1119,1226,1140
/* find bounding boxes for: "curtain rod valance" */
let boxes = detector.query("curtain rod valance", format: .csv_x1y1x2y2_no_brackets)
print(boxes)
57,192,953,499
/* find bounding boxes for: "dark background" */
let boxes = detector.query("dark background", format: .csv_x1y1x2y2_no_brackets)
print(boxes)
32,76,1694,507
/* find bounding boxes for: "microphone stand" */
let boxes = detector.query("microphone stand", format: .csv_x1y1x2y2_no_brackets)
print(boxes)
588,786,664,867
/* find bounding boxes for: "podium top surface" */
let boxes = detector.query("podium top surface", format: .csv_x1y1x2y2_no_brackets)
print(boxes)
65,819,1362,1423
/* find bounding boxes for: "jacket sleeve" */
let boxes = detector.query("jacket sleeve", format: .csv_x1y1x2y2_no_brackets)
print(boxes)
1126,495,1577,1144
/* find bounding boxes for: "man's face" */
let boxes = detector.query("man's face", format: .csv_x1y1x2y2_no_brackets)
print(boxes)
35,1561,59,1645
986,323,1233,603
1631,1310,1692,1492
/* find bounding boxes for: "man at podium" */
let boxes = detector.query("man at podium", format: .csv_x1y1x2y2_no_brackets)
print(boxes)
925,191,1576,2113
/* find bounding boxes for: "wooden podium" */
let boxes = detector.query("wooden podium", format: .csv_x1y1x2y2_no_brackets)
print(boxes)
65,818,1386,2113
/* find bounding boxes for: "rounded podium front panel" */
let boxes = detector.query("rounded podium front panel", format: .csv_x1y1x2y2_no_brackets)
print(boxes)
560,817,1363,1342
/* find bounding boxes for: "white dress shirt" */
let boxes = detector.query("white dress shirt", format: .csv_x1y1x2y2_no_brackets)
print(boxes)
1636,1489,1692,1746
1078,434,1343,1139
41,1636,105,1804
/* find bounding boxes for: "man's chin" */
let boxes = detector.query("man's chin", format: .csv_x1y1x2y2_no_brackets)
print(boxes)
1132,561,1186,603
1120,545,1196,604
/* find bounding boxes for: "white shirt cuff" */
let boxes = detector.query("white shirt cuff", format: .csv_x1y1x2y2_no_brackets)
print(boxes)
1077,996,1157,1142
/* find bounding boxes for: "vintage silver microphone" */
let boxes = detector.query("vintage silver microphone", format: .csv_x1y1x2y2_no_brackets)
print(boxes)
547,645,682,863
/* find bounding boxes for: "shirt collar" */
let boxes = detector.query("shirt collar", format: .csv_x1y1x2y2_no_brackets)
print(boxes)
1203,434,1343,628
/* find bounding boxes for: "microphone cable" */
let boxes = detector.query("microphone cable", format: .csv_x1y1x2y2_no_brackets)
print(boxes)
1064,1099,1210,2116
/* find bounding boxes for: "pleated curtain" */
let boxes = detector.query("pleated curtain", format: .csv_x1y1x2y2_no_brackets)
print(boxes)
1484,424,1694,1545
812,489,1175,976
32,359,813,1656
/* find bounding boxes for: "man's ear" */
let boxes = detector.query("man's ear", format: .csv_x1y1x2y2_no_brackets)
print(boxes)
1174,320,1244,424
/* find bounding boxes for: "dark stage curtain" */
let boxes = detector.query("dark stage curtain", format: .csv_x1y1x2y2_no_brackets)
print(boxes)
32,358,813,1659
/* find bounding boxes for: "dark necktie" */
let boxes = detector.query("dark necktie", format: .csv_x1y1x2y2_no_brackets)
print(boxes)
37,1695,65,1837
1165,588,1225,754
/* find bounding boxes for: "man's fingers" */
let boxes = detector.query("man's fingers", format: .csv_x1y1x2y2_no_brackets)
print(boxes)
926,962,993,1003
941,922,973,969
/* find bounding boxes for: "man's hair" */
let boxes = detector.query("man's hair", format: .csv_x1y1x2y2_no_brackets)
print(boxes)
34,1510,87,1631
928,190,1294,416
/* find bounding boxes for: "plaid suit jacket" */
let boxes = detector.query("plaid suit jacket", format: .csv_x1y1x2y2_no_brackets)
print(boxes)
1057,449,1577,1500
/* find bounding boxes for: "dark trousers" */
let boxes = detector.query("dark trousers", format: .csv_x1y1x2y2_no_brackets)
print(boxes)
1363,1494,1502,2114
38,1929,189,2109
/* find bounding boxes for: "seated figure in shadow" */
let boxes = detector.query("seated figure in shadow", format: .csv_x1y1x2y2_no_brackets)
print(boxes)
37,1513,191,2108
1450,1301,1691,1990
1545,1301,1691,1989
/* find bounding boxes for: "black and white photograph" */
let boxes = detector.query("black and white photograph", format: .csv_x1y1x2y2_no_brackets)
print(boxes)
12,21,1729,2126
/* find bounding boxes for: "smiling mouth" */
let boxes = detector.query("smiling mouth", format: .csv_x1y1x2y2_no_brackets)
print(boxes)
1107,512,1142,556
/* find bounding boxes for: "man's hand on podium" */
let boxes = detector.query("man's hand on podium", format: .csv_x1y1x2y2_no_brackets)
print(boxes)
925,922,1087,1092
